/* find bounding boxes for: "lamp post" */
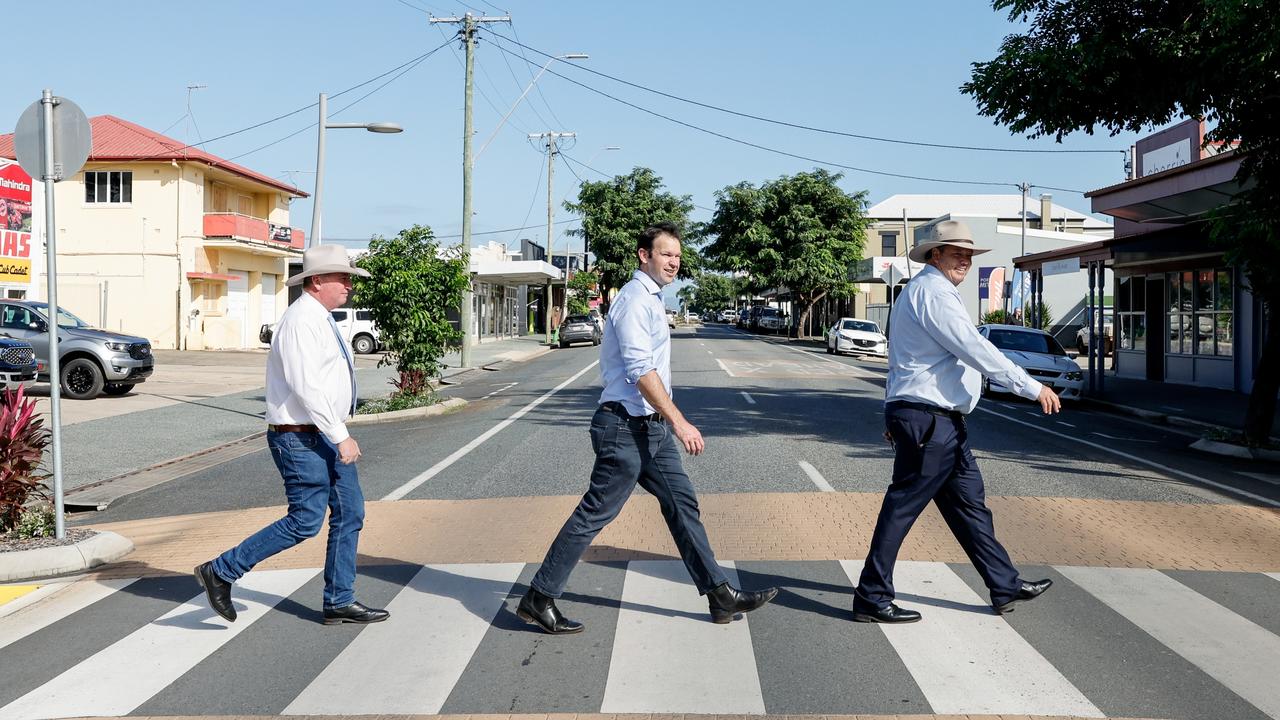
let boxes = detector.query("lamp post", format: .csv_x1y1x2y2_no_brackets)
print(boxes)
476,54,588,160
309,92,402,248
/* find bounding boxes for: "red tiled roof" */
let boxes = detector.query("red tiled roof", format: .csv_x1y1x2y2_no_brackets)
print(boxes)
0,115,307,197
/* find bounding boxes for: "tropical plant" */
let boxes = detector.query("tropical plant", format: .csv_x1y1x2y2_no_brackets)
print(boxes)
0,385,51,532
566,269,598,316
981,309,1013,325
352,225,470,397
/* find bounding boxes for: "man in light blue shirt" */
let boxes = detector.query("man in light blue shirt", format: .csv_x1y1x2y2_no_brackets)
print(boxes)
853,220,1061,624
518,222,778,634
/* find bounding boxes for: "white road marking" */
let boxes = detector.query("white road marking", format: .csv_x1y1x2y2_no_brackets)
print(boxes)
1057,421,1076,428
285,563,524,714
0,568,317,720
840,560,1103,718
798,460,835,492
740,391,756,405
603,560,765,714
715,358,736,377
706,350,713,355
383,360,600,501
1091,432,1156,443
769,338,878,378
480,381,519,399
0,579,137,649
974,406,1280,508
1058,565,1280,719
1237,471,1280,487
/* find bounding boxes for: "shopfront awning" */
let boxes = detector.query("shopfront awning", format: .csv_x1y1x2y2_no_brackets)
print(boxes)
1087,151,1249,226
186,271,240,282
471,259,560,285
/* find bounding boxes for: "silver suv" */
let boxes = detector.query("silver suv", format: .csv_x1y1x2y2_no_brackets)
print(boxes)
0,301,154,400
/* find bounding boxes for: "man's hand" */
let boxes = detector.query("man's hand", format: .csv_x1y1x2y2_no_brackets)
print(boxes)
672,420,705,456
1037,386,1062,415
337,437,361,464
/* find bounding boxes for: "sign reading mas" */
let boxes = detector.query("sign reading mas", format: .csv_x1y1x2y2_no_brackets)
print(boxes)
0,159,32,284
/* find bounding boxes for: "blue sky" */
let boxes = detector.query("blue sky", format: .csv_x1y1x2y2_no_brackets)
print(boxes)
5,0,1143,254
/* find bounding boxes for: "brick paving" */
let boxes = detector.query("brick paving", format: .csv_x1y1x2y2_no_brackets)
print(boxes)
85,492,1280,580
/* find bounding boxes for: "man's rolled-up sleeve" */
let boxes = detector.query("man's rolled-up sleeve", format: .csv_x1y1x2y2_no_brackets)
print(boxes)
610,296,657,384
919,286,1045,402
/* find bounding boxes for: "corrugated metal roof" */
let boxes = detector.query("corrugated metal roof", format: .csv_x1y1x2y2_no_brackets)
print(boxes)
0,115,306,197
867,193,1110,227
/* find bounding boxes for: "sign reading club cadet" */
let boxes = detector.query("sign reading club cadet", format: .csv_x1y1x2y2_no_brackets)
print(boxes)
0,159,33,284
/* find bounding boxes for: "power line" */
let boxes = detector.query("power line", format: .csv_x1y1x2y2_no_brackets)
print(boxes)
559,151,586,185
508,20,568,131
483,28,1124,156
435,217,580,239
508,155,545,247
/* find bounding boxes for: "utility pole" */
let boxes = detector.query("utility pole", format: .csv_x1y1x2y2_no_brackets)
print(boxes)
432,11,510,366
1019,181,1029,326
529,131,575,345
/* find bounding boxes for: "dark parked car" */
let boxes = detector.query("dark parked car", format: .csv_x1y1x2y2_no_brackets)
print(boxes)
0,336,37,391
559,314,602,348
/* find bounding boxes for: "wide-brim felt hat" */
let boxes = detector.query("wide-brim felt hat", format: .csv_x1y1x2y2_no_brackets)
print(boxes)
286,244,372,286
908,219,992,263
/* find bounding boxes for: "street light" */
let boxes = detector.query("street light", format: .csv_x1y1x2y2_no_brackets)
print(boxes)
309,92,402,247
476,53,588,160
586,145,622,167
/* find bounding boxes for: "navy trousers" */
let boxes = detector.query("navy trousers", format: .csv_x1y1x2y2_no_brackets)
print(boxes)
854,404,1021,610
530,404,729,598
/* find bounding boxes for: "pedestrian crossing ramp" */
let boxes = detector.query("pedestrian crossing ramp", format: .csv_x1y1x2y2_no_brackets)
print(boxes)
2,560,1278,719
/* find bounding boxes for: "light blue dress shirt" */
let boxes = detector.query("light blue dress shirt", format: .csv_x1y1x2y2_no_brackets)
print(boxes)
885,264,1043,414
598,270,671,416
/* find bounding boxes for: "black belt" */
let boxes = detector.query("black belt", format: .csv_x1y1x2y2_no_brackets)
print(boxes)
600,401,662,423
885,400,965,421
268,423,320,433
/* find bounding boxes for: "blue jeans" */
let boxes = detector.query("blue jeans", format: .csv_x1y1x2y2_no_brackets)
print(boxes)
854,405,1021,610
212,430,365,609
531,405,729,598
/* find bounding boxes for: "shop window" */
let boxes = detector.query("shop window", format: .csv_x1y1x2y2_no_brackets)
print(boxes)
880,232,897,256
84,171,132,204
1166,269,1231,357
1117,275,1146,350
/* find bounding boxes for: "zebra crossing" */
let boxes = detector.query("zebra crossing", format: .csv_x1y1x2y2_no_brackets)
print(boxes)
2,561,1278,719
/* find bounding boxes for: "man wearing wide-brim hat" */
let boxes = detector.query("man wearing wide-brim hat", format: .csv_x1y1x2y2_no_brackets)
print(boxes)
195,244,390,626
851,219,1061,624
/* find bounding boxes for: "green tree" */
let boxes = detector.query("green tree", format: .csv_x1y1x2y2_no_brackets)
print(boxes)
565,167,699,307
963,0,1280,445
566,269,598,316
352,225,469,397
687,272,735,313
704,169,869,337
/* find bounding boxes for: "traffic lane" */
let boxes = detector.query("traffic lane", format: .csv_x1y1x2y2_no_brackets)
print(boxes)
73,348,602,524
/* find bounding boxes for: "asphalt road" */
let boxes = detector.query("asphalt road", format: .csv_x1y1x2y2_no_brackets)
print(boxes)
76,323,1280,525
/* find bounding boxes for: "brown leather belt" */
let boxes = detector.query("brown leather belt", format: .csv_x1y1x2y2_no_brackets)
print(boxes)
268,423,320,433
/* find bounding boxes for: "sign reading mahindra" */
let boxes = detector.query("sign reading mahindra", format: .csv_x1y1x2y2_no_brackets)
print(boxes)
0,159,33,283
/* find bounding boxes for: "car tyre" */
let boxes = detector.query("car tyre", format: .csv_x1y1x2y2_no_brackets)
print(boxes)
826,344,834,354
591,337,600,346
560,340,570,349
61,357,105,400
102,382,132,396
352,333,376,355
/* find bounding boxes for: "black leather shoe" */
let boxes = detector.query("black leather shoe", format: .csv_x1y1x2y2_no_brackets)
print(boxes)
993,578,1053,614
194,562,236,623
852,602,922,624
323,601,390,625
517,587,584,634
707,582,779,624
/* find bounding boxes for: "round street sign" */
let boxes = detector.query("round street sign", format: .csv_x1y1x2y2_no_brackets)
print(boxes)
13,94,92,181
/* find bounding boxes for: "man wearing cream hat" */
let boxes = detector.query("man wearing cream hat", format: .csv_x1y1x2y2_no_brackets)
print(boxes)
851,219,1061,624
195,244,390,626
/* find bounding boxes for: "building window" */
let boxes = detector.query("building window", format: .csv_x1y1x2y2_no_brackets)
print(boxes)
880,232,897,257
84,171,132,204
1167,269,1231,357
1117,275,1146,351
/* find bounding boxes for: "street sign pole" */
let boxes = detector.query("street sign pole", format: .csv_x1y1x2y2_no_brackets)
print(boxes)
40,90,66,539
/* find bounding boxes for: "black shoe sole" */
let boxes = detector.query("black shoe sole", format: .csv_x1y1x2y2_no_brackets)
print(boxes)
516,607,585,634
322,613,390,625
193,564,237,623
852,611,922,624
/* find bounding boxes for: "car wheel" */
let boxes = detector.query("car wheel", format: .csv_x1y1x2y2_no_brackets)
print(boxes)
826,344,834,354
352,333,376,355
102,382,132,396
560,340,570,348
61,357,105,400
592,337,600,346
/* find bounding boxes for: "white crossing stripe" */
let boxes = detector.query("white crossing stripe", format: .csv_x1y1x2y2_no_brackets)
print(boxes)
0,568,317,720
1059,565,1280,719
284,563,524,715
839,560,1103,718
0,578,136,650
603,560,765,714
798,460,835,492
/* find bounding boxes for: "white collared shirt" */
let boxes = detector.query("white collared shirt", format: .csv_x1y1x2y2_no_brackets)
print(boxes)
265,292,355,443
598,270,672,416
885,264,1043,414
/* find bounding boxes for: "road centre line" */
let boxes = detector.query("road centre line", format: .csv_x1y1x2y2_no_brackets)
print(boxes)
740,391,755,405
974,406,1280,508
382,360,600,501
480,381,519,399
798,460,835,492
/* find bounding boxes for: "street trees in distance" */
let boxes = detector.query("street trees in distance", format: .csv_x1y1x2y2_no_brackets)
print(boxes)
703,169,869,337
352,225,469,397
686,272,736,314
963,0,1280,446
565,167,700,309
566,269,598,316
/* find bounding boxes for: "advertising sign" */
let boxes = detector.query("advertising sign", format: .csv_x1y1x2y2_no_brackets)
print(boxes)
979,267,995,299
0,159,33,284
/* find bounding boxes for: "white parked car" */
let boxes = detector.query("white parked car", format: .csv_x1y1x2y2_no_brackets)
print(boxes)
717,308,738,323
826,317,887,358
978,324,1082,400
260,307,381,354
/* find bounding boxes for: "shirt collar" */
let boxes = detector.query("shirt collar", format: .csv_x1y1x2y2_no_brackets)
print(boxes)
631,269,662,296
297,292,329,317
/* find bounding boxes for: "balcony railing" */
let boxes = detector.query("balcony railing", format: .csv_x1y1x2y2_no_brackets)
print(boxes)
203,213,304,249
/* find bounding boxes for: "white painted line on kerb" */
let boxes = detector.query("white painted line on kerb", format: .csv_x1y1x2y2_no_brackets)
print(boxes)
383,360,599,501
740,391,756,405
975,406,1280,508
799,460,835,492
